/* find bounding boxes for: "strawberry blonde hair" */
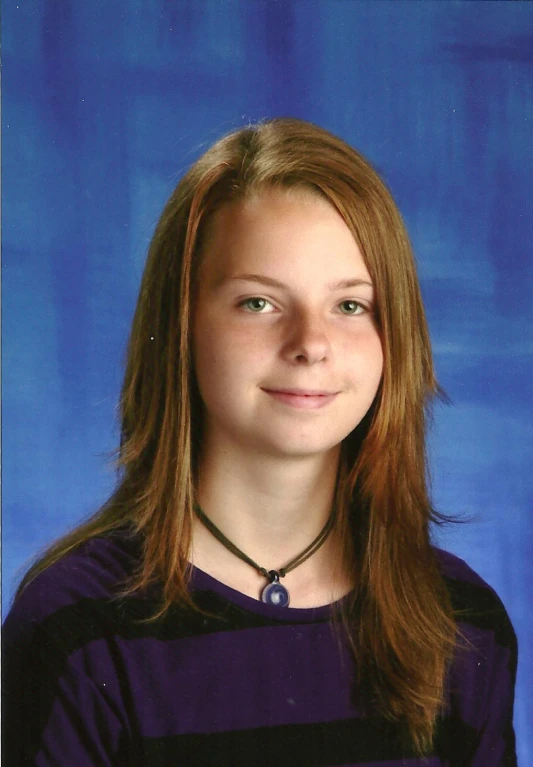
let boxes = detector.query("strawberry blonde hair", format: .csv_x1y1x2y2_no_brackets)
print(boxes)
18,118,455,753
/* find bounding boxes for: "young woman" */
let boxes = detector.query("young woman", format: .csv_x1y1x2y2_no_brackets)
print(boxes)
3,118,517,766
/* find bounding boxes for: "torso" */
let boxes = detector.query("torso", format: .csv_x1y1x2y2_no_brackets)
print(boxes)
3,528,517,766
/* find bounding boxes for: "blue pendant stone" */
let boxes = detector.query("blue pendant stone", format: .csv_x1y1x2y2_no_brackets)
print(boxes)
261,581,290,607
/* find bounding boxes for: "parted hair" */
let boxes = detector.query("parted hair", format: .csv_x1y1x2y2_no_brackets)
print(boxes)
18,118,456,754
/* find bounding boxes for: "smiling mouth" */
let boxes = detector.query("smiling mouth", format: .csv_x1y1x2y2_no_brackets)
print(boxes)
263,388,337,396
261,388,338,409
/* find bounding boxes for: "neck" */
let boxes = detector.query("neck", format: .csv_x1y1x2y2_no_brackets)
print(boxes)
196,441,340,547
191,440,352,606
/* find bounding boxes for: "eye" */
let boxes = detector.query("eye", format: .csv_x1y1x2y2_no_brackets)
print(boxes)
338,300,366,315
238,297,276,313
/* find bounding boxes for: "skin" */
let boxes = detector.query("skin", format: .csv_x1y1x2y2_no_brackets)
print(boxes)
191,189,383,606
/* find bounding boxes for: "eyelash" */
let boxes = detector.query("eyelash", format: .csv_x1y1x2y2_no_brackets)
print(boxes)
237,297,368,316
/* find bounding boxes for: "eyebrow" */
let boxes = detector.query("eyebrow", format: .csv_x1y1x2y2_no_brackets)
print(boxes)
218,273,374,291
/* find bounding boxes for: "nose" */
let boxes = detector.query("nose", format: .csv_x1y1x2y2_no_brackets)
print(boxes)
281,309,331,364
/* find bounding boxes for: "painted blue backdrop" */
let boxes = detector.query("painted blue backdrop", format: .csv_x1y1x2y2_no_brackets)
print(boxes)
3,1,532,763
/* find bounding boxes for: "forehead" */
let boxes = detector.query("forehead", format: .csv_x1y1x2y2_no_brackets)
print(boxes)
198,189,368,284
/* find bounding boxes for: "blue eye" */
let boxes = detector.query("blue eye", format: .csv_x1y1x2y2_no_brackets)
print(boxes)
339,300,365,315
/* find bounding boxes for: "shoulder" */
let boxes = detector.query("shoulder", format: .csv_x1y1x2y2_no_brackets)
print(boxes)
433,546,517,658
432,549,517,763
2,529,144,764
433,545,493,588
3,528,142,648
434,545,510,609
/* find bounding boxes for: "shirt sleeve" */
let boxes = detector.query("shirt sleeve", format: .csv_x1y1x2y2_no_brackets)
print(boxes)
2,590,128,766
446,577,518,767
468,612,518,767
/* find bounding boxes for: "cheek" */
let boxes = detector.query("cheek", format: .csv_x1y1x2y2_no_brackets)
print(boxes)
192,335,225,398
372,338,385,379
191,318,218,395
192,323,264,395
346,331,384,379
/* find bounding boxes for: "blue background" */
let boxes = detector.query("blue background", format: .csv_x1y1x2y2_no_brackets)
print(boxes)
3,1,532,762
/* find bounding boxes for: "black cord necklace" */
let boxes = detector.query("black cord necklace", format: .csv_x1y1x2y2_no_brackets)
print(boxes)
193,503,336,607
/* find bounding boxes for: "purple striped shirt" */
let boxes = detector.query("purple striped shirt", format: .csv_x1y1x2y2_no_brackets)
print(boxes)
2,530,517,766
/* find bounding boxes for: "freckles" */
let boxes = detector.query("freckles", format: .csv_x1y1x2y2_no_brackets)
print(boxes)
230,327,272,357
344,340,383,383
343,331,381,357
203,336,266,372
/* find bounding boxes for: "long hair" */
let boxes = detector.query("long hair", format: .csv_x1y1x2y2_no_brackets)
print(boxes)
17,118,455,753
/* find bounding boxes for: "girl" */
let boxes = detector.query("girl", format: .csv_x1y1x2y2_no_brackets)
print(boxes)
3,118,517,766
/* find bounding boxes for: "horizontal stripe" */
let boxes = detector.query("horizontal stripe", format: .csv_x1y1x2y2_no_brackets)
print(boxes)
445,577,517,652
140,715,478,766
7,572,517,652
64,624,356,736
3,534,517,765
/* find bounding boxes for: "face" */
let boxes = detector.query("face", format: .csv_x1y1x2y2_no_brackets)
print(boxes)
192,190,383,461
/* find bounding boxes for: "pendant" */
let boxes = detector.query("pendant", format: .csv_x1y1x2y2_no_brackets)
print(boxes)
261,571,290,607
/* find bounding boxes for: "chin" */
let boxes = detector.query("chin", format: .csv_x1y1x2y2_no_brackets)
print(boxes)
254,433,345,460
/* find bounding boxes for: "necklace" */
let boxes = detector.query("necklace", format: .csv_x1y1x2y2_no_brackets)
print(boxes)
193,503,336,607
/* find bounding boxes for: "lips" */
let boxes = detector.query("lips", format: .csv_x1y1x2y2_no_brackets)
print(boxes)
262,388,338,410
263,388,337,396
